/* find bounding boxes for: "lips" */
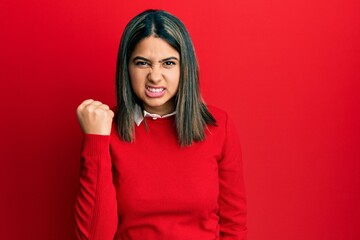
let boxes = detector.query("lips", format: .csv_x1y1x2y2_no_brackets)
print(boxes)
145,86,166,98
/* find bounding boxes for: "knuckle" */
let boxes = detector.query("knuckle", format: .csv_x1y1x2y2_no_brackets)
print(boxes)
76,105,82,113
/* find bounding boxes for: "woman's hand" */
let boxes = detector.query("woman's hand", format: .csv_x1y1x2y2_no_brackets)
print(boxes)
76,99,114,135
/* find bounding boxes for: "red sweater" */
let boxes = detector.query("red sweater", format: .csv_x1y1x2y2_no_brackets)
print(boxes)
75,106,247,240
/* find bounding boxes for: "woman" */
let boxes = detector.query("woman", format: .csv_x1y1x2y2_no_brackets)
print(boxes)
75,9,247,240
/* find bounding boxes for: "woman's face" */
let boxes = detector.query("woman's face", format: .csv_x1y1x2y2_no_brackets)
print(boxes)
129,36,180,115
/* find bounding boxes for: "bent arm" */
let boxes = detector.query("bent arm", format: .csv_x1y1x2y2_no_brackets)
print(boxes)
75,134,117,240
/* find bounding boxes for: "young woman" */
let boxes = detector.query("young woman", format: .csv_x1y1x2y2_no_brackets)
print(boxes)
75,9,247,240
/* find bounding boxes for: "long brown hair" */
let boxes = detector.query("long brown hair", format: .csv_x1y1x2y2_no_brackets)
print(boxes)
115,9,216,146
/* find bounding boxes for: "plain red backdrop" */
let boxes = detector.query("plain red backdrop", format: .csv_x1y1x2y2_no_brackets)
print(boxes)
1,0,359,239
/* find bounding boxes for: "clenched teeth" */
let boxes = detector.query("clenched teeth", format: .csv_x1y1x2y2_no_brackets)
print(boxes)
147,87,164,93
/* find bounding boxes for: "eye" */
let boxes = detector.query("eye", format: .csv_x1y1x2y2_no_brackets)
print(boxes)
134,61,149,67
163,61,176,67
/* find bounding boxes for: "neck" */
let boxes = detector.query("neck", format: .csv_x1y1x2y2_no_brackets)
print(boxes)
143,100,175,116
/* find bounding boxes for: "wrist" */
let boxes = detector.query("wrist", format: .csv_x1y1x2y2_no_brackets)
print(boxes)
81,134,111,156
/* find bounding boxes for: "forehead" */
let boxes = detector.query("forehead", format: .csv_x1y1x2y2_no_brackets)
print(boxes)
131,36,179,59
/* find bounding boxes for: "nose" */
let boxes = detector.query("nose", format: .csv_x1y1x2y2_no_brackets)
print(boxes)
148,66,162,83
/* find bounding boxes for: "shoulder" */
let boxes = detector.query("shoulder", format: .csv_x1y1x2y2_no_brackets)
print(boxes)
206,104,239,137
203,105,240,150
206,104,229,126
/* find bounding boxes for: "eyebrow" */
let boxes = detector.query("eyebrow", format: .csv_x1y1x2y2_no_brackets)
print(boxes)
132,56,179,63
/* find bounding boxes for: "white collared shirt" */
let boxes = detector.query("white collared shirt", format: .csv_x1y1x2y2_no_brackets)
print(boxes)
133,104,176,126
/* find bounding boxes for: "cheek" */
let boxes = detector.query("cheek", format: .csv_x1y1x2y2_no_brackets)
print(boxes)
130,79,142,94
165,69,180,88
129,69,145,92
173,74,181,90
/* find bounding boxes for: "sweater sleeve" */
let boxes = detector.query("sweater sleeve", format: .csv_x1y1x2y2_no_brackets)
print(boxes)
218,114,247,240
75,134,117,240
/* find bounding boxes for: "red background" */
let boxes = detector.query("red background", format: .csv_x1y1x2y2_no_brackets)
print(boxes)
1,0,359,239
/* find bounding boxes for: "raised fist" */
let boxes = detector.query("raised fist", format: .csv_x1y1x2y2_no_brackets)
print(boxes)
76,99,114,135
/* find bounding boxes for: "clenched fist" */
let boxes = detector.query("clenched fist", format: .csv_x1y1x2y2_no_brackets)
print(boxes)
76,99,114,135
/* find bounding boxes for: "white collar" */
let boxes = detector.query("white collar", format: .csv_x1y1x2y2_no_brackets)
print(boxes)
134,104,176,126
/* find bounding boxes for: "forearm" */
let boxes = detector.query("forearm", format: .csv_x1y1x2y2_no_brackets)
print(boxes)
75,134,117,240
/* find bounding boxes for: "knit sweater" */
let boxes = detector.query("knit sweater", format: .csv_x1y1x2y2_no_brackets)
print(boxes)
75,106,247,240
